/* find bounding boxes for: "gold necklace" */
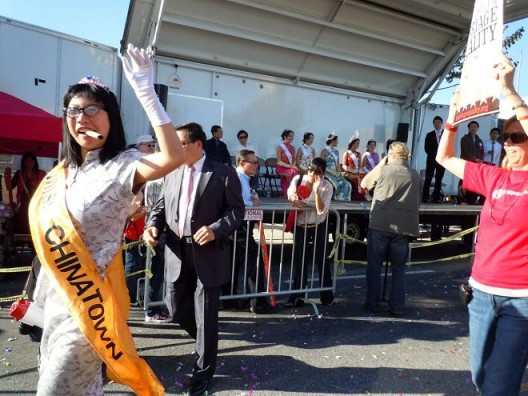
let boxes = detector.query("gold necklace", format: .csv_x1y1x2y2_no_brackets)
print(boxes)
488,176,528,225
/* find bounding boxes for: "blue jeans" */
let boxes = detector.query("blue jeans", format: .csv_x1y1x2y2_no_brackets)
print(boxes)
147,233,167,315
468,288,528,395
365,229,409,313
124,237,146,303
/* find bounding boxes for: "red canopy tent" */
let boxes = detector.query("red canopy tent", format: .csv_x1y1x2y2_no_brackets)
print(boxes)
0,91,62,158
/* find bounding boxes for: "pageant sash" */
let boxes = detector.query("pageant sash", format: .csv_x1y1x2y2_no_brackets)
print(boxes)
300,144,311,158
326,146,338,166
347,150,359,169
365,152,377,171
29,163,164,396
280,143,293,164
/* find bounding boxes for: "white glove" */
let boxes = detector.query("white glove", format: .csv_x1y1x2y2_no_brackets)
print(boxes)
121,43,170,127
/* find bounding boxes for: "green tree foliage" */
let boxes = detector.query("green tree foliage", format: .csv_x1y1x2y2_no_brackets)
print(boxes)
446,26,524,83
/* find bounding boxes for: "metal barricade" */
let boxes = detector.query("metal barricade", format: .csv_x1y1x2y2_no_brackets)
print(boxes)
139,204,340,316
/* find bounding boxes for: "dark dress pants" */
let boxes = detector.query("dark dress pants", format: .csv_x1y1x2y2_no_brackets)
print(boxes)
423,160,445,201
289,221,334,304
234,221,269,308
165,241,222,381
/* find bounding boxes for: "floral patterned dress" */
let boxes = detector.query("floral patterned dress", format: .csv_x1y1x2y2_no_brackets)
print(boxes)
343,149,364,200
323,146,351,201
34,149,143,396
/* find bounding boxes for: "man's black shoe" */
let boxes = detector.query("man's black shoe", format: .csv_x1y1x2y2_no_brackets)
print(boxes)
363,303,380,313
386,308,404,318
321,298,334,306
188,379,209,396
250,304,275,314
238,298,251,310
221,299,239,310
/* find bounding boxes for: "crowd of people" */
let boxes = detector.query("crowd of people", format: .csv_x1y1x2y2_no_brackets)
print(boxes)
6,44,528,396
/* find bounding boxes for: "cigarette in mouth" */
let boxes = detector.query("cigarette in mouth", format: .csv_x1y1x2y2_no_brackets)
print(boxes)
85,130,103,140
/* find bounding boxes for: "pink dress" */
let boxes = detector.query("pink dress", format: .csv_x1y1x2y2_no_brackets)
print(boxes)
276,142,299,197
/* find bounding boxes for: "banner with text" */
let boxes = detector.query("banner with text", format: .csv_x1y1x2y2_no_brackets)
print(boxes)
454,0,503,125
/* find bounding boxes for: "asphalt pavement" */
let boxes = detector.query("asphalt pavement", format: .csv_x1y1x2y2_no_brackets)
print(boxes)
1,243,528,396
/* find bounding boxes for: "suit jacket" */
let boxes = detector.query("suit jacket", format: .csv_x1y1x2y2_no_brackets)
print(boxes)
148,157,244,287
424,130,441,166
205,138,231,165
460,133,484,162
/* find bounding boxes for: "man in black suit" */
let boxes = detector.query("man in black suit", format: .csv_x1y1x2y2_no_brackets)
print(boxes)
145,122,244,396
423,115,445,203
205,125,231,165
459,120,485,204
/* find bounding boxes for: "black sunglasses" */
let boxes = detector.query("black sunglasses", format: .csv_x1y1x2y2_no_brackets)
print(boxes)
238,135,248,139
504,131,528,144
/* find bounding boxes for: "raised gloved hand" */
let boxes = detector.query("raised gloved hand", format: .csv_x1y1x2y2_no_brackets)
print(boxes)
121,43,170,127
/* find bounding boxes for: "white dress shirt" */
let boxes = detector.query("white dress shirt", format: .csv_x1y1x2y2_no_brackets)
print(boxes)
483,139,502,166
178,154,206,236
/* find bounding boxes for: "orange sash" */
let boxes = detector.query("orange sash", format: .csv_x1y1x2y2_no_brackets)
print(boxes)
29,163,164,395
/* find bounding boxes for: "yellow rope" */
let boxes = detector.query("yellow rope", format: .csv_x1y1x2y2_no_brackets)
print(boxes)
0,266,32,273
0,294,24,303
331,226,479,275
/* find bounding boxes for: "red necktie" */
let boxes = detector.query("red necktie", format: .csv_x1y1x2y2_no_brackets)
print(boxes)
179,165,195,237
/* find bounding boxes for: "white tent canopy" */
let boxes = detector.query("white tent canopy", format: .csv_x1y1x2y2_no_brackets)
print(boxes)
123,0,527,107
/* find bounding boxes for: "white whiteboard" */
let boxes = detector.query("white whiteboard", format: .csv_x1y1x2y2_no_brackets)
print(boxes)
166,93,223,132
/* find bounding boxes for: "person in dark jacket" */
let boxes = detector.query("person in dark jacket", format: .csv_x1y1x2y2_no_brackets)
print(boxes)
422,116,445,203
145,122,244,396
205,125,231,165
361,142,422,317
459,120,484,204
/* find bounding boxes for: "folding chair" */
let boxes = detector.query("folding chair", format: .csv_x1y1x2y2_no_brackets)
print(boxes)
264,158,282,197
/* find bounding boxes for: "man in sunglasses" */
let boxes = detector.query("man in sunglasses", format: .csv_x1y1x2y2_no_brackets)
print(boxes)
145,122,244,396
122,134,159,306
136,134,157,153
233,130,260,190
233,130,258,157
134,134,174,323
230,149,273,314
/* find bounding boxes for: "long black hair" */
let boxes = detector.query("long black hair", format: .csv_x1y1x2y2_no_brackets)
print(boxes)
19,152,40,172
61,83,126,166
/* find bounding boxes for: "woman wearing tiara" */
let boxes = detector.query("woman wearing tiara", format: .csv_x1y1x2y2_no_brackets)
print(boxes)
321,133,351,201
295,132,316,175
361,140,380,173
29,45,183,395
276,129,299,197
343,136,364,200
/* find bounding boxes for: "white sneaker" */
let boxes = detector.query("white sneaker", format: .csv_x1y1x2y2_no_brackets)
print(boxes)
144,313,172,323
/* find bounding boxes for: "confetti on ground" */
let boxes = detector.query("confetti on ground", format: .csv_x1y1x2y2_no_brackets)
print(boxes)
7,337,17,342
174,380,184,388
